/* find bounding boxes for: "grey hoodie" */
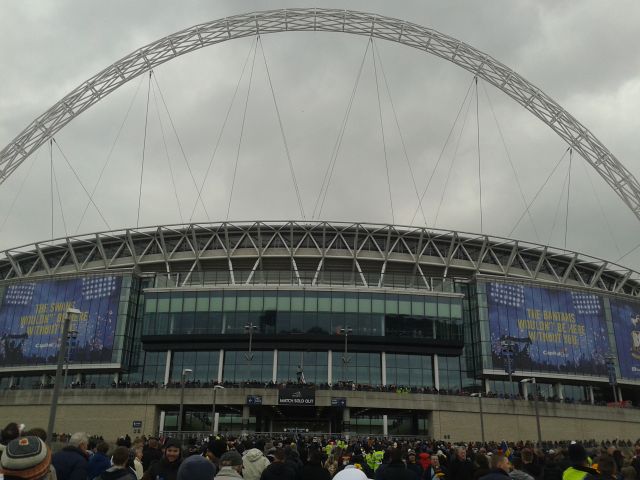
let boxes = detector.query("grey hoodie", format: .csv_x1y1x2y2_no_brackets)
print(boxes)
242,448,271,480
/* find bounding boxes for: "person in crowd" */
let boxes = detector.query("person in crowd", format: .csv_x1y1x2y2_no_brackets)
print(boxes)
520,449,542,480
242,445,270,480
95,446,137,480
87,442,111,480
377,448,419,480
302,449,331,480
419,453,433,479
177,454,217,480
472,454,490,480
133,447,144,480
450,447,474,480
1,423,21,446
509,456,534,480
479,453,512,480
621,466,637,480
333,465,370,480
141,438,182,480
260,448,296,480
325,452,339,478
141,437,162,471
586,454,618,480
52,431,89,480
25,428,48,443
431,454,448,480
562,443,599,480
215,450,244,479
407,450,424,479
0,435,57,480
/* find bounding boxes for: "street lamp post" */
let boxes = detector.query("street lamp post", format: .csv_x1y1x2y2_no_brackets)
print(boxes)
470,393,485,444
604,354,618,403
521,378,542,447
340,327,353,382
211,384,225,434
46,308,81,445
501,339,516,396
63,329,78,388
178,368,193,434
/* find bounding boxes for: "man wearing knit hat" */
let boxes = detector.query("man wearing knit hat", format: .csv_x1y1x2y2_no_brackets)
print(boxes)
1,436,56,480
177,454,217,480
215,450,243,479
562,443,598,480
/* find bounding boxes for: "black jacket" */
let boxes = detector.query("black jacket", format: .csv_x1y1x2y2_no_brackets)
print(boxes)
378,461,420,480
142,446,163,471
450,459,474,480
97,467,137,480
260,461,297,480
141,457,182,480
52,446,88,480
479,469,512,480
301,463,331,480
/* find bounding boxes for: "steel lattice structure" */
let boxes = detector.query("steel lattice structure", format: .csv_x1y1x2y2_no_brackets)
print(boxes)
1,9,639,222
1,221,639,298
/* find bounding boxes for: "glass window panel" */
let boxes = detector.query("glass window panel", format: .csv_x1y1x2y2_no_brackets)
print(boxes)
183,296,196,312
398,298,411,315
277,293,291,311
438,299,451,317
345,295,358,313
236,294,250,311
170,296,183,313
385,296,398,314
250,293,263,311
450,301,462,318
157,298,170,313
291,292,304,311
195,294,209,312
305,294,318,312
263,293,277,310
210,295,222,311
372,296,385,314
223,295,237,311
425,301,437,316
146,298,157,313
412,299,425,316
358,296,371,314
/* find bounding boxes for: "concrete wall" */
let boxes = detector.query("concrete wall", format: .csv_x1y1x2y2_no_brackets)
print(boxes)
1,388,637,441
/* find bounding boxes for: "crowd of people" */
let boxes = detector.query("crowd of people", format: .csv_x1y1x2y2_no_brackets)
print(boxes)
0,420,639,480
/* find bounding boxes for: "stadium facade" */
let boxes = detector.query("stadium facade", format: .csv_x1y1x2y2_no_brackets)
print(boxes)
1,221,640,441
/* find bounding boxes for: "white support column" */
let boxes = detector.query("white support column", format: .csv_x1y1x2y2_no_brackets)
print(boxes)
433,354,440,391
589,386,595,405
159,411,166,434
383,414,389,437
485,380,490,394
328,350,333,385
556,383,564,401
618,386,623,402
217,349,224,383
381,352,387,386
522,383,529,400
272,349,278,383
163,350,172,386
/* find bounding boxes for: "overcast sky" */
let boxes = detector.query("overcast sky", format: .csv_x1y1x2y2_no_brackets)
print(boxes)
1,0,640,272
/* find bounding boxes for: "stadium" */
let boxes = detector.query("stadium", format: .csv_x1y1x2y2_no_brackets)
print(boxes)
1,9,640,442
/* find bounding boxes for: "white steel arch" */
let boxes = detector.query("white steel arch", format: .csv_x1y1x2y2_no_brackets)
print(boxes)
1,8,639,221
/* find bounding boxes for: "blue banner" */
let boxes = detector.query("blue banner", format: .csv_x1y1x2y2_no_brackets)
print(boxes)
610,298,640,379
0,275,122,366
486,282,610,375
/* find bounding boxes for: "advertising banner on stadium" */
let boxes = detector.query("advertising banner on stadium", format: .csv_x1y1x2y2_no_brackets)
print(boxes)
0,275,123,366
486,282,609,375
278,387,316,406
610,298,640,379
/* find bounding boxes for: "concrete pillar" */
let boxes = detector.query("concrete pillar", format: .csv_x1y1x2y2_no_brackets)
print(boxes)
522,383,529,400
217,349,224,383
381,352,387,386
159,410,166,434
382,414,389,437
589,386,595,405
433,354,440,391
213,412,220,435
618,386,623,402
328,350,333,385
556,383,564,401
485,379,490,394
163,349,172,386
272,349,278,383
